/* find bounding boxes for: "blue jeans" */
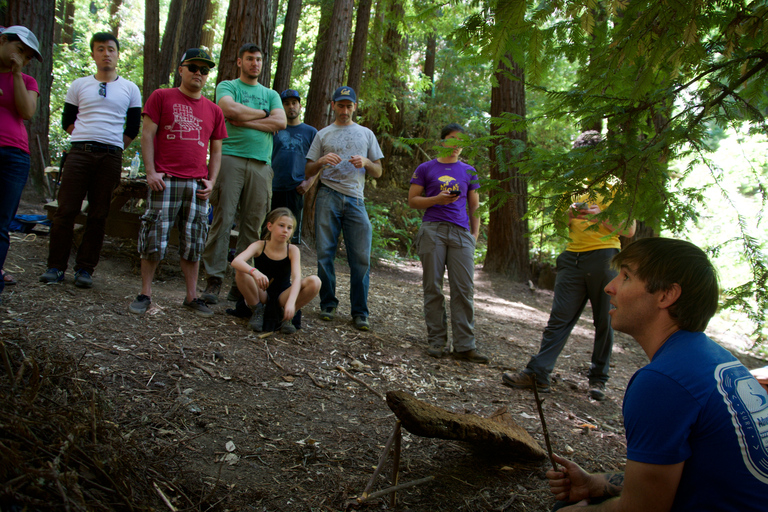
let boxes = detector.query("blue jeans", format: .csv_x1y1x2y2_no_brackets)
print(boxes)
314,185,372,318
0,146,31,295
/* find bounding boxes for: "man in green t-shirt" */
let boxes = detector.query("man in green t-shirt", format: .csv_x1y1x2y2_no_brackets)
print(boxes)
201,43,286,304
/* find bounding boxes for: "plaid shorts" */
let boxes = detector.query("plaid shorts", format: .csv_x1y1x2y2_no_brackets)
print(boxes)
138,176,209,261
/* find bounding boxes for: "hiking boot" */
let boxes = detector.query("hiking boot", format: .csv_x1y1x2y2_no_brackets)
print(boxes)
74,269,93,289
249,303,265,332
589,381,607,401
450,349,489,364
201,276,222,304
226,284,242,302
39,268,64,284
320,307,336,321
353,316,370,331
183,298,214,317
280,320,297,334
129,294,151,314
427,343,447,358
502,371,550,392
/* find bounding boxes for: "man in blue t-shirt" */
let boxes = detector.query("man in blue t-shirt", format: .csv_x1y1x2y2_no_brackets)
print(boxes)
270,89,317,245
546,238,768,511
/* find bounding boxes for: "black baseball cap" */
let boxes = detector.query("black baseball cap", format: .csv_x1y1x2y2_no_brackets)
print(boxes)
180,48,215,68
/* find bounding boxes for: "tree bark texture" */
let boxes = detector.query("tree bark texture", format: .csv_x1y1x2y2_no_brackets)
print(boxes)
109,0,123,37
143,0,161,103
200,0,219,51
301,0,353,241
484,57,530,280
171,0,211,88
346,0,373,96
380,0,405,168
218,0,277,87
62,0,75,45
157,0,183,87
272,0,302,93
5,0,56,201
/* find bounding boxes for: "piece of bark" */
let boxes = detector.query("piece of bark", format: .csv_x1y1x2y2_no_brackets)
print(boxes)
386,391,546,460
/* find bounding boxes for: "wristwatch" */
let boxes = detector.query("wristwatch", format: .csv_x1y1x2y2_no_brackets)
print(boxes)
263,109,270,118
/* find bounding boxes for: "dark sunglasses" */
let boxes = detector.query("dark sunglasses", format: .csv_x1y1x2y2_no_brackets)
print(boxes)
182,63,210,75
99,82,107,98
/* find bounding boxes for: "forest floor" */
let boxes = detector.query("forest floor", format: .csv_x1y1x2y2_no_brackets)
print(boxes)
2,198,765,512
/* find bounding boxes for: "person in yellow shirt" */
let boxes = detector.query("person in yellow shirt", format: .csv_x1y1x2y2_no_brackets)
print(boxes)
502,131,636,400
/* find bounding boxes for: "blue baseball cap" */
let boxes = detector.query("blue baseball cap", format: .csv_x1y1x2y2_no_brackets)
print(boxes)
280,89,301,101
332,86,356,103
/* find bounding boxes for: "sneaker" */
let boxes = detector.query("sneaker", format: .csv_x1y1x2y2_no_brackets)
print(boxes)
249,303,265,332
450,349,489,364
39,268,64,284
502,371,550,392
183,298,214,317
74,269,93,289
201,276,222,304
129,294,151,314
588,381,607,401
427,343,447,358
226,284,242,302
353,316,370,331
319,307,336,321
280,320,297,334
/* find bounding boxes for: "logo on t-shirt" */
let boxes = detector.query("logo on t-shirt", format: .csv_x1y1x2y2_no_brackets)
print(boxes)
715,361,768,483
438,175,459,194
165,104,205,147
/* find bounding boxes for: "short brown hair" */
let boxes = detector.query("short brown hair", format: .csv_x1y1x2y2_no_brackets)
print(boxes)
612,238,719,332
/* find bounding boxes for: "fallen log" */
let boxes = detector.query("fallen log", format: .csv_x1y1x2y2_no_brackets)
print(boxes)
386,390,547,460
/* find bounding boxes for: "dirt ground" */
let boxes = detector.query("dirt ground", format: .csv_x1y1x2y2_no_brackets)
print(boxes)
2,203,766,512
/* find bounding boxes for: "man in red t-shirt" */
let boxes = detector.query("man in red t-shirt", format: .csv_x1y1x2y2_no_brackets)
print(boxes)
128,48,227,317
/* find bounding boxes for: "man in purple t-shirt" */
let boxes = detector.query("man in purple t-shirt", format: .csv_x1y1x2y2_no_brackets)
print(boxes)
408,123,487,364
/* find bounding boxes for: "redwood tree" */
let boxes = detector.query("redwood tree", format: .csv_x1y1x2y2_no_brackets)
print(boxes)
272,0,302,93
218,0,277,87
346,0,373,95
484,57,529,280
5,0,56,200
143,0,160,102
171,0,211,87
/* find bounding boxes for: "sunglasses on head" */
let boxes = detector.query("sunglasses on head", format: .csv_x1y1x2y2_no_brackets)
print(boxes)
182,63,210,75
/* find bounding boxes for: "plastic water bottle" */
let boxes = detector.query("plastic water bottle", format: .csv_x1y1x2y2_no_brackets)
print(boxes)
129,152,140,179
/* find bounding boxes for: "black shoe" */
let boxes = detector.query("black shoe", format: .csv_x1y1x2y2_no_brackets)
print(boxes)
588,381,607,401
129,294,151,314
39,268,64,283
450,349,489,364
502,371,550,392
226,297,252,318
201,276,222,304
74,269,93,288
183,298,214,317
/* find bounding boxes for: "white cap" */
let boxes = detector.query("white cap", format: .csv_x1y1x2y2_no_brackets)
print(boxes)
1,25,43,62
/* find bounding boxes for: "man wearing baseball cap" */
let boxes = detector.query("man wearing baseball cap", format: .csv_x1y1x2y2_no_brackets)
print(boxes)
200,43,286,305
41,32,142,289
129,48,227,317
0,25,42,305
269,89,317,245
305,85,383,331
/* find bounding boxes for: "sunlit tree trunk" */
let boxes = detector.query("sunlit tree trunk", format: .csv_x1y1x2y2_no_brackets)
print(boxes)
218,0,277,87
200,0,219,51
109,0,123,37
272,0,302,93
484,57,530,280
4,0,56,200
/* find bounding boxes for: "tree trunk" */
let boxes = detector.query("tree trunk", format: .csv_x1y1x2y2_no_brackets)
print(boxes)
218,0,277,87
171,0,211,88
157,0,183,87
200,0,218,51
346,0,373,95
54,0,64,43
423,33,436,90
5,0,56,201
109,0,123,37
301,0,353,241
61,0,75,45
484,57,530,280
143,0,161,103
380,0,405,167
272,0,302,93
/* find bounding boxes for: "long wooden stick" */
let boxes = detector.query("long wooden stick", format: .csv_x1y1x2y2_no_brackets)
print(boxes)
360,476,435,502
532,380,557,471
391,421,402,507
335,365,384,400
360,421,400,500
